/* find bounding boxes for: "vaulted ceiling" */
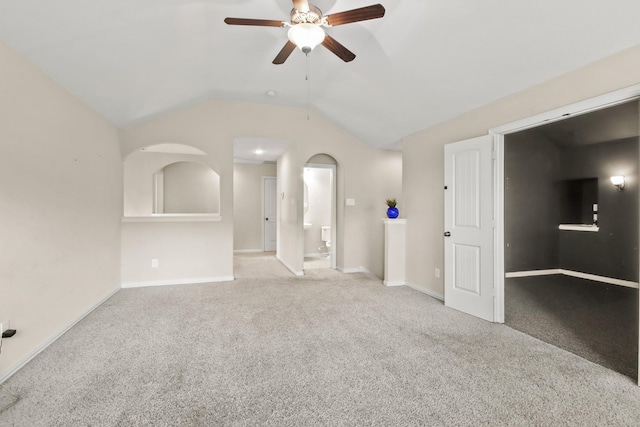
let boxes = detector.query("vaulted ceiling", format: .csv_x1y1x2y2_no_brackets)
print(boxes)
2,0,640,150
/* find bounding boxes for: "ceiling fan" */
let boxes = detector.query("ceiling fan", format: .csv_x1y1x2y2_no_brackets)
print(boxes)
224,0,385,64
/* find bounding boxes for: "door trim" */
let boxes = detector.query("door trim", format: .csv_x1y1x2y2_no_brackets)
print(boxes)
262,176,277,252
489,83,640,324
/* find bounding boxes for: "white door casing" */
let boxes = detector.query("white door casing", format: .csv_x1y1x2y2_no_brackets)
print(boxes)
444,135,494,322
263,177,277,251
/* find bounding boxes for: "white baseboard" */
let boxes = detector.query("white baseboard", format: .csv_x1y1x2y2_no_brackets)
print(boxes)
0,286,120,384
233,249,263,253
276,255,304,276
505,269,639,289
383,280,405,287
505,269,560,278
405,282,445,301
559,269,639,289
121,276,234,288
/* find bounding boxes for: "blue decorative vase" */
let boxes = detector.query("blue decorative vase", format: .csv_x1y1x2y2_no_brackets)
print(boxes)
387,207,399,219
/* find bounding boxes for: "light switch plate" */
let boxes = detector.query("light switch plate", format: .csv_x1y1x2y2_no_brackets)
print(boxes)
345,198,356,206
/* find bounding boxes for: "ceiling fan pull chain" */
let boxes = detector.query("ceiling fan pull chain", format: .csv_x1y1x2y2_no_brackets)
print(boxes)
306,54,311,121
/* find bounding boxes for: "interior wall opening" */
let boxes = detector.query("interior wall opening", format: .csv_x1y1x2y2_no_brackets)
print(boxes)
122,143,217,217
232,137,289,256
503,99,640,379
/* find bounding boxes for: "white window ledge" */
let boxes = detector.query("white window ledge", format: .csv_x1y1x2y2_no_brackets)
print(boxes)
558,224,599,232
122,214,221,223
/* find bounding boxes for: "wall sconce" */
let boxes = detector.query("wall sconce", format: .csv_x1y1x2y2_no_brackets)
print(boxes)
610,175,626,191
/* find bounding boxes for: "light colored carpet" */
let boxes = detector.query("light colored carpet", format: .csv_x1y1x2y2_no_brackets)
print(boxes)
2,253,640,426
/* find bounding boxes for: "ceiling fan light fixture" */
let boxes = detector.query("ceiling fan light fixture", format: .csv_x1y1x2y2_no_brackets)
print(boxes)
288,23,325,54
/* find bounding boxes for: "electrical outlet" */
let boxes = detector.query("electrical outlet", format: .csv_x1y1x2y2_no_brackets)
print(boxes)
151,259,159,268
435,268,441,278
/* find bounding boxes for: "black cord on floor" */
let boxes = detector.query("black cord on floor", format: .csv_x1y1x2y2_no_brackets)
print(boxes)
0,382,20,414
0,337,22,414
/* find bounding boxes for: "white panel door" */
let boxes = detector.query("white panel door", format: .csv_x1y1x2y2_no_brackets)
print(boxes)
263,177,277,251
444,135,494,322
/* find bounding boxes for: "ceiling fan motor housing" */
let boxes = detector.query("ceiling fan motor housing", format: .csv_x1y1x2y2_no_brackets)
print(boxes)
290,5,323,24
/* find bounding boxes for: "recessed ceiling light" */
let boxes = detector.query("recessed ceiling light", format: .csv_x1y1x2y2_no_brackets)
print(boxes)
254,149,264,155
265,90,277,97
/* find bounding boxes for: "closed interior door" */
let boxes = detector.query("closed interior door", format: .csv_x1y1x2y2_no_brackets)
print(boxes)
444,135,495,321
263,177,277,251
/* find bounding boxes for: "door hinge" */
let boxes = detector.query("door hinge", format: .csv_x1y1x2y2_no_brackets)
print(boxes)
491,150,496,160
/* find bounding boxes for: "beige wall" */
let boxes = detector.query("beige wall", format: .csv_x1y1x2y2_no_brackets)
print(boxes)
233,163,277,251
120,221,232,285
278,132,403,277
123,99,402,280
121,104,234,286
403,44,640,298
0,41,122,380
163,161,220,214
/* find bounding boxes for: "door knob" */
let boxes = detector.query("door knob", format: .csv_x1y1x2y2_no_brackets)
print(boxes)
444,231,451,237
265,218,269,221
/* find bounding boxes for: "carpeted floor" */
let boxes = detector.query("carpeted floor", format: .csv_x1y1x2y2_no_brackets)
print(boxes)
2,254,640,426
505,274,639,379
303,255,330,270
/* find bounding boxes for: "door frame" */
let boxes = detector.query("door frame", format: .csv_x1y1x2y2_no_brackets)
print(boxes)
490,83,640,323
262,176,277,252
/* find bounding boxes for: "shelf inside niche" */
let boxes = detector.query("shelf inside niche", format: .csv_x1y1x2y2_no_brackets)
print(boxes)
558,224,599,232
122,214,221,223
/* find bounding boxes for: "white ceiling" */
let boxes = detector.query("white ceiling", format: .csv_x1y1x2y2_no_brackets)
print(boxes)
2,0,640,150
233,137,292,163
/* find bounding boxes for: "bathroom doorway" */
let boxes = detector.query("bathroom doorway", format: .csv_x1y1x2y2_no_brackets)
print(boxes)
303,161,337,271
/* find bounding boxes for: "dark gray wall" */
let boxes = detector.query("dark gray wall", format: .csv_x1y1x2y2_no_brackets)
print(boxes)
505,132,562,271
505,133,639,281
558,137,639,281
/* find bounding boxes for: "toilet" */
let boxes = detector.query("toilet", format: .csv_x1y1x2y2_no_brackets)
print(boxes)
321,225,331,255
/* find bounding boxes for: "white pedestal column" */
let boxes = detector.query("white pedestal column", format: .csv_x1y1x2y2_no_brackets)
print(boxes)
383,218,406,286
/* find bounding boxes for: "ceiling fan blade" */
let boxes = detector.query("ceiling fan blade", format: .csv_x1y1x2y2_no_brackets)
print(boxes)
324,4,385,27
224,17,285,27
321,35,356,62
293,0,310,13
273,41,297,65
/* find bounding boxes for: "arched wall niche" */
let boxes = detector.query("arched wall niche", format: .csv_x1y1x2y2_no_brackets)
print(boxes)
123,143,220,217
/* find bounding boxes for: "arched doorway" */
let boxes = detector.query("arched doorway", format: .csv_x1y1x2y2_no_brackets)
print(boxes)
303,154,338,271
